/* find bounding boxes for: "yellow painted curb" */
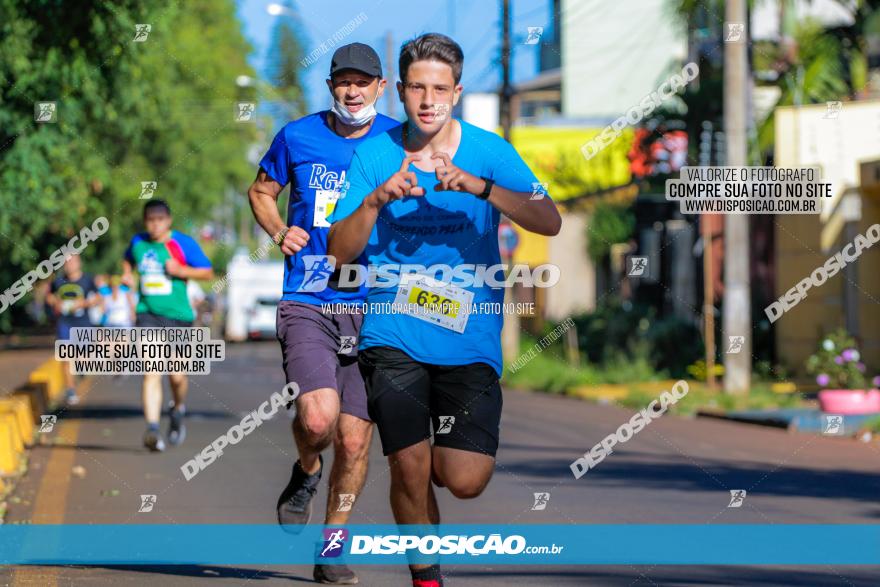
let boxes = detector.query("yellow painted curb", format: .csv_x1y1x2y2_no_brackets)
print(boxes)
0,413,24,455
771,382,798,394
28,359,66,405
570,380,683,402
0,398,34,447
570,384,629,401
0,419,21,474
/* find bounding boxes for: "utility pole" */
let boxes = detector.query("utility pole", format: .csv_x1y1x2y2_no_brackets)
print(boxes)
702,216,716,389
723,0,752,394
499,0,520,364
385,31,396,119
500,0,512,141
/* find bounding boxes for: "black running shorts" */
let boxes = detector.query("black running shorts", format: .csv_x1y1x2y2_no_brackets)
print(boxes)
358,346,503,457
136,312,193,328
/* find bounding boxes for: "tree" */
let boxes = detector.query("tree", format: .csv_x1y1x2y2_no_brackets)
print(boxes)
0,0,258,330
669,0,879,159
265,15,309,123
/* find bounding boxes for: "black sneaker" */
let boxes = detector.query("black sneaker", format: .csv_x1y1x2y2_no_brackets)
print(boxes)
276,455,323,533
167,406,186,446
144,426,166,452
314,563,358,585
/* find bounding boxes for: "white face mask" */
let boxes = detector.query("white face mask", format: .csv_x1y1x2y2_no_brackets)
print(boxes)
331,93,377,127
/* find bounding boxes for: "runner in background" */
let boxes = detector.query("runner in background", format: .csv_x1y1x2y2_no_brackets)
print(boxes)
102,276,136,328
186,280,206,326
101,275,136,377
328,33,561,587
122,199,214,452
248,42,398,585
46,254,103,405
89,274,109,325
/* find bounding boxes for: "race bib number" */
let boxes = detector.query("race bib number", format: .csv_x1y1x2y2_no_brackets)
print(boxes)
313,190,340,228
141,273,172,296
393,274,473,333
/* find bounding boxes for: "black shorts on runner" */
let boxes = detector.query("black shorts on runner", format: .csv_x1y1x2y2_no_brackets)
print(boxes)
276,301,369,422
358,346,503,457
136,312,193,328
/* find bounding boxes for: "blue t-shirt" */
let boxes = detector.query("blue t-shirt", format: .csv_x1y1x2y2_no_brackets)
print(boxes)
259,111,400,305
331,120,546,375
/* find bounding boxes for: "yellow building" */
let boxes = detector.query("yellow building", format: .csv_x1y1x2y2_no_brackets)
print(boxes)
774,100,880,372
507,126,634,323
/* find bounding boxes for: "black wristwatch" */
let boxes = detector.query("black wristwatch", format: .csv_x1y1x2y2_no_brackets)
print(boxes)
477,177,494,200
273,227,289,246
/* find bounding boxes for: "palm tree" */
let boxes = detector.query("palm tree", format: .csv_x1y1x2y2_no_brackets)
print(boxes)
669,0,879,160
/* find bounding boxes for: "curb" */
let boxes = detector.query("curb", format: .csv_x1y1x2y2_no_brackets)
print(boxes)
0,358,66,479
569,379,682,402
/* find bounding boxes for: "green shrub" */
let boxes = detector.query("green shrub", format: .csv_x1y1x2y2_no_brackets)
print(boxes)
586,201,635,261
570,300,702,378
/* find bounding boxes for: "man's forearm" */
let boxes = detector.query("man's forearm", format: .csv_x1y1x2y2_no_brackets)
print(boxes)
328,201,380,264
485,184,561,236
248,187,287,238
180,267,214,281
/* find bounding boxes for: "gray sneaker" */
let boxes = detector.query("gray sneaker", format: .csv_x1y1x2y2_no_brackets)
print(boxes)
64,388,80,406
276,455,323,533
167,406,186,446
313,563,358,585
144,427,166,452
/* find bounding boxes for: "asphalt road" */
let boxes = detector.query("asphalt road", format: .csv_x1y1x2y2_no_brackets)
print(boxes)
3,341,879,586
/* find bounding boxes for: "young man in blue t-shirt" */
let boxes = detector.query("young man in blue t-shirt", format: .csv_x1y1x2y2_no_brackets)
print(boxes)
248,42,398,585
328,33,561,587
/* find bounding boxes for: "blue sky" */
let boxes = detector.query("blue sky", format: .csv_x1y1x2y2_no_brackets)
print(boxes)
236,0,552,116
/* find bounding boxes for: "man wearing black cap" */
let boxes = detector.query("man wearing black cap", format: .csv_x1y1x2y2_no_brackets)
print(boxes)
248,42,398,585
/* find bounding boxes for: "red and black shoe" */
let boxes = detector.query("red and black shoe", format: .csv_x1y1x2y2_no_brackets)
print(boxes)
411,564,443,587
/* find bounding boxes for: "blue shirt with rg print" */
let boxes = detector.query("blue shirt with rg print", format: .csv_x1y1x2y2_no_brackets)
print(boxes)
258,111,399,304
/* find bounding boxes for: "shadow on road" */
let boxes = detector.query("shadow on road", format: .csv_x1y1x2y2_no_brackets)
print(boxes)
32,442,146,454
55,405,231,421
451,566,880,586
54,564,306,582
500,451,880,503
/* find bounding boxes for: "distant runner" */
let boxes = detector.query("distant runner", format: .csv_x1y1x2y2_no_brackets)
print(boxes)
47,254,103,405
247,42,398,585
328,33,561,587
101,275,136,328
122,199,214,452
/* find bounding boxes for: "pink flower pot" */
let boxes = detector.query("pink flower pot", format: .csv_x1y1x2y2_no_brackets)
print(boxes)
818,389,880,414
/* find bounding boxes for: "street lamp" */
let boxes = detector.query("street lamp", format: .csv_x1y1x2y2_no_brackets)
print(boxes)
236,75,255,88
266,3,294,17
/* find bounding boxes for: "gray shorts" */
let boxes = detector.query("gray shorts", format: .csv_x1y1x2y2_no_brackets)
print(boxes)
275,301,369,421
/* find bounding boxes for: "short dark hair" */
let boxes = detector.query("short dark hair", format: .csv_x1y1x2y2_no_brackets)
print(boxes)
143,199,171,216
399,33,463,84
